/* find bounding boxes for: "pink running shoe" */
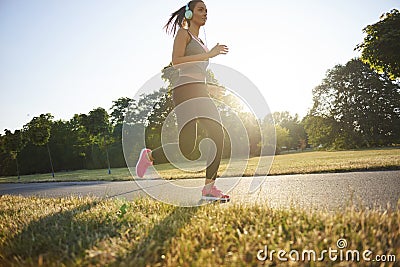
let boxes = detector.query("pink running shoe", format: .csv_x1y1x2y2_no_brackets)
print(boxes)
201,185,230,202
136,148,153,178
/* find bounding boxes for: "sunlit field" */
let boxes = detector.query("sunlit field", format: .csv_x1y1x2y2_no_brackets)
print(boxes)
0,148,399,183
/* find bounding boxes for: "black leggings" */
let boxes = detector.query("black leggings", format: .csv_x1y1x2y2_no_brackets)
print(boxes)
151,83,224,180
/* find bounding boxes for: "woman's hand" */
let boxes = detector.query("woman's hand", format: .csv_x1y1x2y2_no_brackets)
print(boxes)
207,43,229,58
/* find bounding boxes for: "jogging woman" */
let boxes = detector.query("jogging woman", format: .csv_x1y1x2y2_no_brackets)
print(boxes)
136,1,230,202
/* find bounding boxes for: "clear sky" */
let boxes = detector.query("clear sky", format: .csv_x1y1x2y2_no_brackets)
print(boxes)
0,0,398,132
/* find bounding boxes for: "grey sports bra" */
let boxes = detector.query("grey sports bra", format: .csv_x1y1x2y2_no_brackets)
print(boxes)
174,30,209,86
185,30,209,57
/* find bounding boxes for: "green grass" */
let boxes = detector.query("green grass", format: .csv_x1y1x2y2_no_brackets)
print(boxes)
266,147,400,175
1,148,399,183
0,195,398,266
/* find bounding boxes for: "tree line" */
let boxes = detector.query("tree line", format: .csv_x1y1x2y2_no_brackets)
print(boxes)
0,9,399,177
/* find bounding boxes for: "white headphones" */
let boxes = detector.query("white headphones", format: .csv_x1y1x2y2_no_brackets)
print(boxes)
185,2,193,20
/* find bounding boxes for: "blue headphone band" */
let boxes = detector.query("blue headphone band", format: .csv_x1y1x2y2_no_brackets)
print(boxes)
185,2,193,20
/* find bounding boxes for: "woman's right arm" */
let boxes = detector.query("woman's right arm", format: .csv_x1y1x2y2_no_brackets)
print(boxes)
171,28,228,66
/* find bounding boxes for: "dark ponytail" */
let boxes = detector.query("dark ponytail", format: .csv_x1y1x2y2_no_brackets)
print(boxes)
164,1,203,36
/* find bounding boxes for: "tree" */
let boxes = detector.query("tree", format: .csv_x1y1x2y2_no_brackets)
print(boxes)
23,114,55,177
275,125,291,154
239,112,262,157
272,112,307,150
145,88,174,159
110,97,134,126
80,108,113,174
68,114,92,169
355,9,400,80
1,129,26,179
48,120,88,171
303,115,337,149
307,59,400,149
260,114,277,155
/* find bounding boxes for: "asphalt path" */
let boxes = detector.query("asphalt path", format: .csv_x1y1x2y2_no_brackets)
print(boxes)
1,170,399,210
